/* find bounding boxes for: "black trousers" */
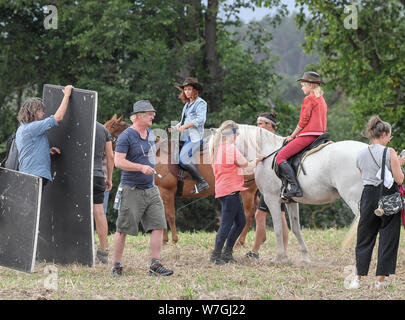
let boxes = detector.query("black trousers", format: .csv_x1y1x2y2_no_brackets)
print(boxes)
356,185,401,276
214,192,246,252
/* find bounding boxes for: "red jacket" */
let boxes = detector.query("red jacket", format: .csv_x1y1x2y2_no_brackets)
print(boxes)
297,94,327,136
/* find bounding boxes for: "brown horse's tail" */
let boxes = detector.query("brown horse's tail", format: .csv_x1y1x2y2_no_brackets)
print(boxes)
341,215,359,251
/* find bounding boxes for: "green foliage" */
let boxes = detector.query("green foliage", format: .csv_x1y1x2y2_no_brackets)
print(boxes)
1,1,400,232
295,0,405,148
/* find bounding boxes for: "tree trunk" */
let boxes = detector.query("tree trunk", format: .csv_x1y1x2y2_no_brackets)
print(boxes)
204,0,224,112
177,0,203,80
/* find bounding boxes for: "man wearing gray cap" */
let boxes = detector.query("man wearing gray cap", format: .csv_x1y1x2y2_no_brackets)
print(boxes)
111,100,173,277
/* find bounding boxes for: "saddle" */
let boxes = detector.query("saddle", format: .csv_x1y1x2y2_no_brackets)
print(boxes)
273,133,333,181
167,138,209,196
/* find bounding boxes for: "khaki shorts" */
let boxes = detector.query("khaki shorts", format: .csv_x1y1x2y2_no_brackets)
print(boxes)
116,185,167,236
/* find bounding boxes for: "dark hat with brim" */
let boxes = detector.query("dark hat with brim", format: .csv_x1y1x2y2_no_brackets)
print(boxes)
175,77,203,92
131,100,156,115
296,71,325,85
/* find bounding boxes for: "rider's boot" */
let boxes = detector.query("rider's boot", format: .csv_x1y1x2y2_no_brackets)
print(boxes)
182,163,210,194
278,161,303,198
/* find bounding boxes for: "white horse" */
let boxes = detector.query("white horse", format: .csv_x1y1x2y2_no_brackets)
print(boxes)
234,124,367,264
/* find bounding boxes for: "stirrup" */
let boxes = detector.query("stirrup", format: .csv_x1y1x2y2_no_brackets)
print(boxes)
190,181,209,194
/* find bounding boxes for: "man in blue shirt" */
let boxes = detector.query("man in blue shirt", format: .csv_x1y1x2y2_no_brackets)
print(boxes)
16,85,74,183
112,100,173,277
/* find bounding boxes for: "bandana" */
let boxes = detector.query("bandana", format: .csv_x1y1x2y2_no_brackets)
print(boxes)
222,128,237,136
257,116,278,126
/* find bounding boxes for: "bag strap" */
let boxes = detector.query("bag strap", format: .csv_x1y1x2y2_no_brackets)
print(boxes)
368,146,380,169
378,147,388,200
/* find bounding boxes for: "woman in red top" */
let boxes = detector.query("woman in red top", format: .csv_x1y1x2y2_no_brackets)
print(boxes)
209,120,263,264
275,71,327,198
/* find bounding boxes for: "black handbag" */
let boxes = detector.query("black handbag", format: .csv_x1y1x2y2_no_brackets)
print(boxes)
373,147,403,216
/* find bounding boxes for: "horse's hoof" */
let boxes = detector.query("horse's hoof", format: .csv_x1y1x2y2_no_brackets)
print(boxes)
234,241,244,248
268,256,289,265
300,256,311,265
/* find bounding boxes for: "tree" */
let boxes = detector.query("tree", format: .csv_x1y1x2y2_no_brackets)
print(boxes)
294,0,404,146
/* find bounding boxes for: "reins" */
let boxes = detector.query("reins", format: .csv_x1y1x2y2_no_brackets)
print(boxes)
262,139,288,161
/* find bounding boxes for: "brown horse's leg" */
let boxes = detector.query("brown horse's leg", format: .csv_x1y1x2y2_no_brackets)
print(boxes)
164,193,178,244
160,190,171,244
236,190,256,247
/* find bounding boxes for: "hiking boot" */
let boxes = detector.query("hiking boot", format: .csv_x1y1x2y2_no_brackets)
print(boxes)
149,262,174,276
111,263,123,277
96,249,109,264
278,161,303,198
222,247,237,264
210,250,226,265
245,250,259,259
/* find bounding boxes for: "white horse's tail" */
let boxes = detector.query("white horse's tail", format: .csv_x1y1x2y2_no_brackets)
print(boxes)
341,215,359,251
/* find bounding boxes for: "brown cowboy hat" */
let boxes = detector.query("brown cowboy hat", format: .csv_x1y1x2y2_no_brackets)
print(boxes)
175,77,203,92
296,71,325,85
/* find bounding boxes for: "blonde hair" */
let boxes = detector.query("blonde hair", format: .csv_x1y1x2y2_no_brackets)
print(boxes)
303,82,323,98
209,120,239,164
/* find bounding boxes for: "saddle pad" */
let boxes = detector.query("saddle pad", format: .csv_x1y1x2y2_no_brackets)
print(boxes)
296,141,334,176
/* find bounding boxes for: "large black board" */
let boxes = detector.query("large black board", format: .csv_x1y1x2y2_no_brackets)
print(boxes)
36,85,97,266
0,168,42,273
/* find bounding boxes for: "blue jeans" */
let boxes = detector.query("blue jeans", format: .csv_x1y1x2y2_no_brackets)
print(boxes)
179,137,202,168
214,192,246,252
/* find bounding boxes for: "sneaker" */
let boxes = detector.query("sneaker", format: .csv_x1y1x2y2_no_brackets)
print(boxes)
222,248,237,264
96,249,109,264
111,263,123,277
348,278,360,290
374,281,388,290
210,250,226,265
149,262,174,276
245,251,259,259
210,256,226,265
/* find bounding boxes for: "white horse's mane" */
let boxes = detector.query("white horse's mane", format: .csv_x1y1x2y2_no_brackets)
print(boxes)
236,124,285,158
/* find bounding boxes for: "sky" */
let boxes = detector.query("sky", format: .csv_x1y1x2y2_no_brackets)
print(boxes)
234,0,303,23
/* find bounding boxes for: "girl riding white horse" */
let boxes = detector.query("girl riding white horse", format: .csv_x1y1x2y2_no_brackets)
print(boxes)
235,124,367,264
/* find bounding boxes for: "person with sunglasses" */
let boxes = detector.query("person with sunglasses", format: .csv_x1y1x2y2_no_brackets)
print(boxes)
112,100,173,277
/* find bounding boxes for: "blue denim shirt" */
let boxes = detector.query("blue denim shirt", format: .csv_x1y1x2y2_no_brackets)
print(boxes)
16,116,59,181
178,97,207,143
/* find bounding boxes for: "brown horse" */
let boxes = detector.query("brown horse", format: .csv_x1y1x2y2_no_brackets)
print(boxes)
104,114,258,245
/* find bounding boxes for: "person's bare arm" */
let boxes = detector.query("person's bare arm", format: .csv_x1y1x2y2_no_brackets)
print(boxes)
390,148,404,185
236,154,264,168
54,85,74,122
104,141,114,191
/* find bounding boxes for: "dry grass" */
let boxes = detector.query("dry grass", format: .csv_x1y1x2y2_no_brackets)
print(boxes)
1,228,405,300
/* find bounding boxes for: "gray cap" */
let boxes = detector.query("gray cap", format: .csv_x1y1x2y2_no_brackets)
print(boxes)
131,100,156,115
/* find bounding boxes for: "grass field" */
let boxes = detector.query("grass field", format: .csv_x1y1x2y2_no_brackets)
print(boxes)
1,228,405,300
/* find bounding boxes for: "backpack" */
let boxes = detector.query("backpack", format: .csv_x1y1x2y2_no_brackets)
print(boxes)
0,131,19,171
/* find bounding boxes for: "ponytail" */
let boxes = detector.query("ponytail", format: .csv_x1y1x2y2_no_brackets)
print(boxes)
210,120,239,164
